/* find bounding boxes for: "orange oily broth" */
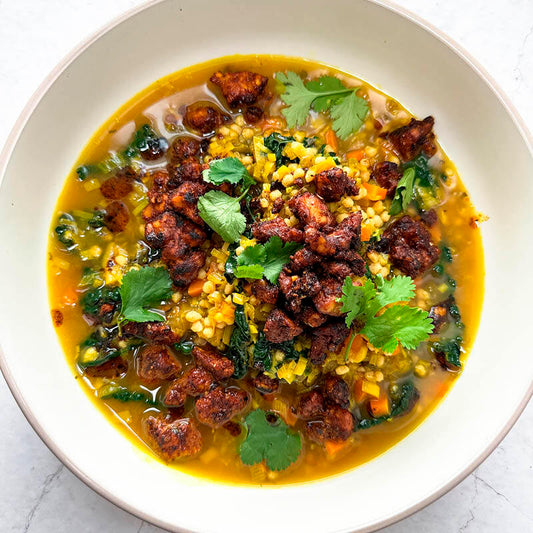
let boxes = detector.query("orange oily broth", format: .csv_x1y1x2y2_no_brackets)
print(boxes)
48,55,484,485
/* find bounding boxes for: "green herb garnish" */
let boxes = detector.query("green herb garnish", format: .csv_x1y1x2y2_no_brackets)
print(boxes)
339,274,433,357
118,266,173,323
235,236,303,284
202,156,254,188
240,409,302,471
198,190,248,243
275,71,369,140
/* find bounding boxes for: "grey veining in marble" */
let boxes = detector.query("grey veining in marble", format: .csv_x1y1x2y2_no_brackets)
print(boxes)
0,0,531,531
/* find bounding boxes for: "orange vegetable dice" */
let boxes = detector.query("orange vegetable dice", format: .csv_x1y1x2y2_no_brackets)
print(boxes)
362,182,388,201
361,224,373,242
187,279,204,297
368,394,390,418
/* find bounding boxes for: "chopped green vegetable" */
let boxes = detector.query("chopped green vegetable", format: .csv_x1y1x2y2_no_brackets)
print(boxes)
441,245,453,263
79,268,103,288
403,154,434,188
119,266,173,323
224,244,239,282
275,71,369,139
339,274,432,356
264,133,295,167
252,332,272,371
433,337,463,369
235,237,303,284
81,286,121,317
174,340,194,355
99,384,158,406
273,340,305,362
87,210,106,229
227,304,250,379
198,190,248,243
75,124,160,180
390,168,416,216
54,213,78,249
240,409,301,471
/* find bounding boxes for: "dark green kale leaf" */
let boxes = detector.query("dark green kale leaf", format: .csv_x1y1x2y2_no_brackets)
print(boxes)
252,332,272,371
224,244,239,282
402,154,434,188
227,304,251,379
433,337,463,369
273,340,305,362
88,210,106,229
174,340,194,355
81,286,121,318
264,133,295,167
358,381,419,429
99,384,158,406
54,213,78,249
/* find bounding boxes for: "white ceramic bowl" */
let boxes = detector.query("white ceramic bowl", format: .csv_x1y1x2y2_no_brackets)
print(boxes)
1,1,532,531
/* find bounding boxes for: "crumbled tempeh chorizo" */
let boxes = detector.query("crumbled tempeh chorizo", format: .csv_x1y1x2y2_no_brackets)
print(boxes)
210,71,268,108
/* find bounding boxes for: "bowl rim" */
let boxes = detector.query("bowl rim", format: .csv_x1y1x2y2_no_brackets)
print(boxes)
0,0,531,531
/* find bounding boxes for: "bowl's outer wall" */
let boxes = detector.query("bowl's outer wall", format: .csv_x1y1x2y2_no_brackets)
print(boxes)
0,1,531,532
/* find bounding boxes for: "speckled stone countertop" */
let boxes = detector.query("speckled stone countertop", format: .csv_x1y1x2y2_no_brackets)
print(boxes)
0,1,531,531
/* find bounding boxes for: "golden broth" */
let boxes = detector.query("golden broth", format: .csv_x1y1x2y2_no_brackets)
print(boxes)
48,55,484,485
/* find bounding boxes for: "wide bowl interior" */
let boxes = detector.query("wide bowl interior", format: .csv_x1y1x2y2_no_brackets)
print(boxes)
0,0,531,532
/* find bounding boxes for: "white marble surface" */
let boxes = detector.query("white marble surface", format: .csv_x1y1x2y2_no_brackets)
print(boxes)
0,0,531,531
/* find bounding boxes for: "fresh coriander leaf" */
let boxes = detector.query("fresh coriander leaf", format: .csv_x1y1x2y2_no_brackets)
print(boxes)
233,237,302,283
235,244,267,280
330,89,369,140
390,167,416,216
237,244,267,266
235,264,265,279
339,277,377,326
275,71,318,128
240,409,302,471
202,157,252,186
198,190,247,243
306,76,351,112
276,72,368,139
361,304,433,354
261,237,302,284
119,266,173,323
373,274,416,311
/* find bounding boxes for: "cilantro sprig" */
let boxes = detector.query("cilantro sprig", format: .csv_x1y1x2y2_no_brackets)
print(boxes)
202,156,255,188
198,157,256,243
240,409,302,471
275,71,369,140
118,266,173,323
235,237,302,283
339,274,433,357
